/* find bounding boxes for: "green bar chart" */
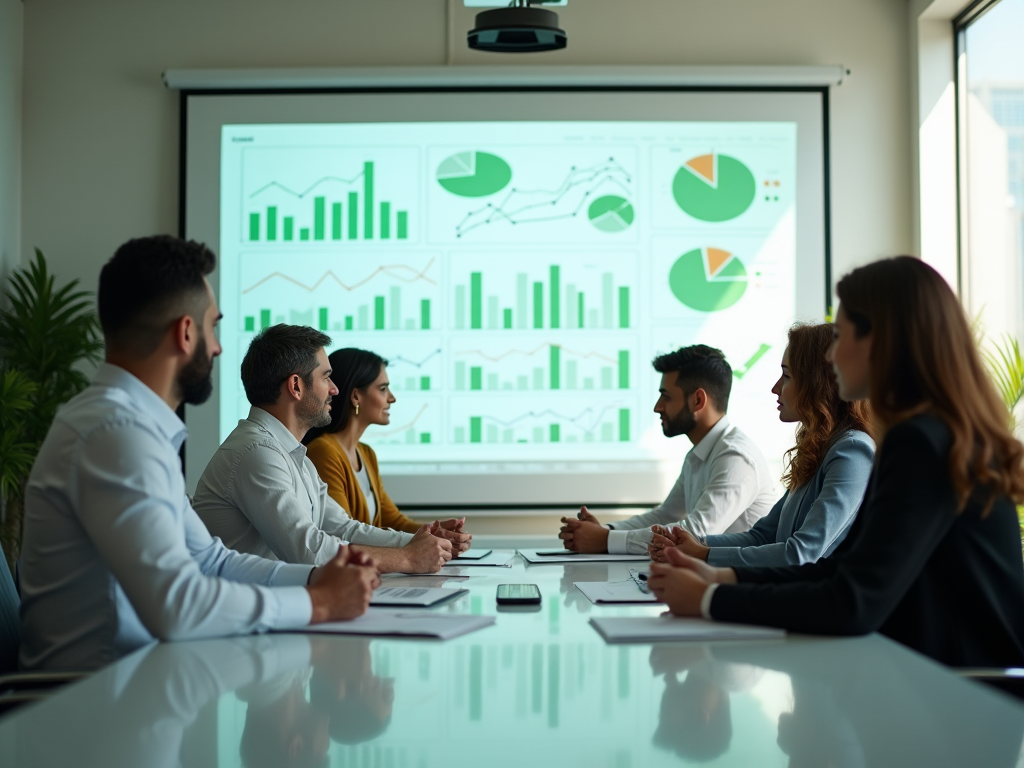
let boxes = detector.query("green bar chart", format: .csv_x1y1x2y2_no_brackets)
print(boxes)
451,257,634,331
240,256,439,334
245,161,410,243
450,400,634,444
452,339,633,392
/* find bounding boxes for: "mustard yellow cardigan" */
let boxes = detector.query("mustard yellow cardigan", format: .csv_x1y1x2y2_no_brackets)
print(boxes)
305,435,420,533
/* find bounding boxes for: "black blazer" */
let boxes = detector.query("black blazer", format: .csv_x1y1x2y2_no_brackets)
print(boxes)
711,414,1024,667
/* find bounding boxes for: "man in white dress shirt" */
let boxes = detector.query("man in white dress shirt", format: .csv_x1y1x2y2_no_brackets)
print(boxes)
19,236,378,671
559,345,775,555
194,324,464,574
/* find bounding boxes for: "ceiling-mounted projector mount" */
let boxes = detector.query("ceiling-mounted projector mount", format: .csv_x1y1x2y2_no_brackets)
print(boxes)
468,0,567,53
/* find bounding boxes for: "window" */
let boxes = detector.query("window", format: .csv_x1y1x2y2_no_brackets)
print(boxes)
956,0,1024,342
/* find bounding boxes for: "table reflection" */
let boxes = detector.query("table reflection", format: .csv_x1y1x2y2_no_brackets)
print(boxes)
649,645,762,762
713,640,1024,768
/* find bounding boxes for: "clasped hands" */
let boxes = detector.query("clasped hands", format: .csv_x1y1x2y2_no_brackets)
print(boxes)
430,517,472,554
648,525,710,562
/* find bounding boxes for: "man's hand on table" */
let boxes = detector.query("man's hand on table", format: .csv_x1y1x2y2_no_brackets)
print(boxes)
306,545,379,623
558,506,610,553
432,517,472,554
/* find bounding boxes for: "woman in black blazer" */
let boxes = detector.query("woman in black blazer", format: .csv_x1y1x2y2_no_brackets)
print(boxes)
648,256,1024,667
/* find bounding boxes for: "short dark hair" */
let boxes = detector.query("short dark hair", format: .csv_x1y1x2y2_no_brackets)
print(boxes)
241,324,331,407
652,344,732,412
303,348,388,444
98,236,216,356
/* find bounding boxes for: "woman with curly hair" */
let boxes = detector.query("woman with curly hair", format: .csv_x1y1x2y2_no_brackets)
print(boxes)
649,257,1024,667
650,323,874,567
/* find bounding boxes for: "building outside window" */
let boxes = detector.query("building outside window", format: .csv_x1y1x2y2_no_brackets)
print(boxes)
958,0,1024,346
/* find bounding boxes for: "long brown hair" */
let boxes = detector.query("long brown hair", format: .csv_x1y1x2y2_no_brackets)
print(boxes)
836,256,1024,513
781,323,873,490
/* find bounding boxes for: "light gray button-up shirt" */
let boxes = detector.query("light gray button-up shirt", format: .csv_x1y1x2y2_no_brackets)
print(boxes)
194,407,411,566
606,416,777,554
19,364,313,672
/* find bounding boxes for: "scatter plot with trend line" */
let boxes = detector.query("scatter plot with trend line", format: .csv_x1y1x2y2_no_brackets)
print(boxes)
427,146,638,245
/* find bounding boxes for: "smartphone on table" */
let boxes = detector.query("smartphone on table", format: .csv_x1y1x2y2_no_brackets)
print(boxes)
496,584,542,605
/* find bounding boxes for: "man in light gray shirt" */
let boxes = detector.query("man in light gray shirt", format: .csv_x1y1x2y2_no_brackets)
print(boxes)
194,325,466,574
559,345,775,555
19,237,377,671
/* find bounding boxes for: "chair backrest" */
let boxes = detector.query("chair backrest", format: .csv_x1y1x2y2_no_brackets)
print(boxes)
0,545,21,674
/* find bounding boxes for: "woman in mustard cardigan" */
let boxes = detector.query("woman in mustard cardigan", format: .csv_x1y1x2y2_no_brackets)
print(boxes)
304,348,472,551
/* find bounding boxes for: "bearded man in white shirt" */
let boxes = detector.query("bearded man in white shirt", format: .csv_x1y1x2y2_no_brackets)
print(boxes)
194,324,468,574
19,236,377,671
559,345,776,555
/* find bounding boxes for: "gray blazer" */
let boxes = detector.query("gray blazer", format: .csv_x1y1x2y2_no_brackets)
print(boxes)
705,429,875,567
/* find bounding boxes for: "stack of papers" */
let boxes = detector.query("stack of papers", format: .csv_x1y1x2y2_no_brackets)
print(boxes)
574,581,658,604
370,585,468,607
590,615,785,643
519,548,650,564
301,609,496,640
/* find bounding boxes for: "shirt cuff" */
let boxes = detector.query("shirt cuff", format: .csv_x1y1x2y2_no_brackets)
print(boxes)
607,529,629,554
700,583,720,619
270,563,318,588
267,586,314,629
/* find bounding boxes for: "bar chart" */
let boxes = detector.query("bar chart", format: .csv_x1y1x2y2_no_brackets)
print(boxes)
334,336,445,393
238,253,440,334
447,398,636,445
240,145,419,245
452,336,635,392
448,253,636,331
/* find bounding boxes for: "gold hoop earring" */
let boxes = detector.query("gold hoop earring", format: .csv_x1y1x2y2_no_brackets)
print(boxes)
354,403,360,415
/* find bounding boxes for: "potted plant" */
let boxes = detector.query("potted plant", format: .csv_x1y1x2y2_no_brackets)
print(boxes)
0,250,103,567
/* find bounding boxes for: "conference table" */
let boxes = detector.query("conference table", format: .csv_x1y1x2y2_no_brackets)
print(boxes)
2,546,1024,768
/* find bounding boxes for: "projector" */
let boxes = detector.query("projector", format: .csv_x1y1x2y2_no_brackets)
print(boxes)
468,1,567,53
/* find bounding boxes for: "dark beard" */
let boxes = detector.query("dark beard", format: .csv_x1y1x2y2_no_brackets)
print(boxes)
662,405,696,438
178,334,214,405
299,389,332,429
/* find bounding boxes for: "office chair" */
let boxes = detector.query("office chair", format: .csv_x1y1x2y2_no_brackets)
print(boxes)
0,544,87,716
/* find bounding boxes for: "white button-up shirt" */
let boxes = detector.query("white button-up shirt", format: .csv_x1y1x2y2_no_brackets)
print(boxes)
606,416,776,554
193,408,412,566
19,364,314,671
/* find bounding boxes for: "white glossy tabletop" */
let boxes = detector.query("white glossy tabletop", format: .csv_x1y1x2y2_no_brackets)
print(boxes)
2,551,1024,768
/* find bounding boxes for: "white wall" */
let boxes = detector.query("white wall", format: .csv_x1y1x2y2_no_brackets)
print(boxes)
19,0,915,533
20,0,913,293
0,0,21,291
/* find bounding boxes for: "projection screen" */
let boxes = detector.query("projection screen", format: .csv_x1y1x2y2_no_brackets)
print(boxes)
180,71,831,510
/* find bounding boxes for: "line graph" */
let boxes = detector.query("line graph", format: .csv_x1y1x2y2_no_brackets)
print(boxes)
242,258,437,294
240,255,440,334
364,401,439,446
452,159,633,238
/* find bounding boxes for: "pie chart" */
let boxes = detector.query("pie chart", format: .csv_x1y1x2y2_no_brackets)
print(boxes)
588,195,635,232
672,153,756,222
669,247,748,312
437,151,512,197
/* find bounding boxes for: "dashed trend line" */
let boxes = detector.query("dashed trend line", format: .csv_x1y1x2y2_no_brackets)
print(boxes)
242,258,437,294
